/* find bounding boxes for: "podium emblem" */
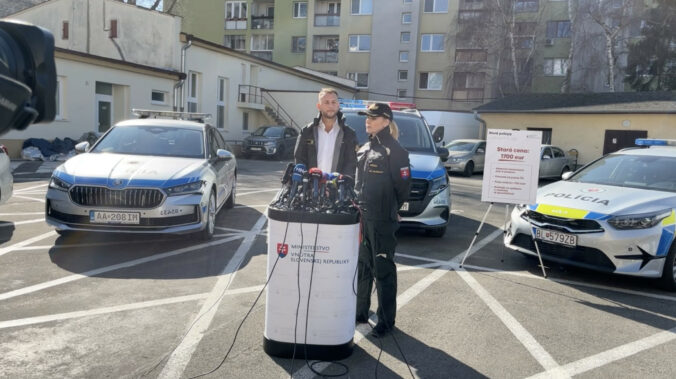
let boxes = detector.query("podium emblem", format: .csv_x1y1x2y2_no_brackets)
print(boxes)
277,243,289,257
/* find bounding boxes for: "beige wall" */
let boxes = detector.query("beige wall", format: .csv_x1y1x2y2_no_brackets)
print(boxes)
480,113,676,165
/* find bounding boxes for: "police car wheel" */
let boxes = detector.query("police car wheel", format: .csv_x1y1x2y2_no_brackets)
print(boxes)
463,161,474,177
659,242,676,291
196,192,216,241
225,179,236,209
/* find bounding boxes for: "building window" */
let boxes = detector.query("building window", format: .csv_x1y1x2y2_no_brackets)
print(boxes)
347,72,369,88
348,35,371,52
399,51,409,62
543,58,569,76
402,12,412,24
546,20,571,38
452,72,485,100
251,34,274,51
217,77,226,129
514,22,537,35
424,0,448,13
421,34,444,52
224,35,246,50
455,49,487,62
351,0,372,15
62,21,69,40
226,1,247,19
109,19,118,38
397,89,407,99
293,2,308,18
292,36,306,53
398,70,408,81
401,32,411,43
243,111,249,130
514,0,538,13
187,71,199,112
419,72,443,90
151,90,167,105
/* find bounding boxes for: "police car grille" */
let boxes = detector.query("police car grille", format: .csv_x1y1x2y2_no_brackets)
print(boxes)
69,186,164,208
512,233,616,271
408,179,428,201
524,211,603,232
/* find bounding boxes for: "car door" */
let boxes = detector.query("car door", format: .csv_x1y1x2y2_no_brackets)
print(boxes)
551,147,568,175
475,142,486,170
540,147,554,177
285,128,297,152
207,128,229,208
214,128,236,203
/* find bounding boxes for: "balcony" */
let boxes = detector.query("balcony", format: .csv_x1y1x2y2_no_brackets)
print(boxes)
251,51,273,61
314,13,340,27
312,50,338,63
225,18,247,30
251,15,274,29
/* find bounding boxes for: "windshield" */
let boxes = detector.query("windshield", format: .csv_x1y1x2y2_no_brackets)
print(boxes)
446,141,476,152
569,153,676,192
252,126,283,137
91,125,205,159
343,112,436,153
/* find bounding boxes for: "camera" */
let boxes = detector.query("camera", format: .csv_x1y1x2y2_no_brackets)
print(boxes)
0,19,57,135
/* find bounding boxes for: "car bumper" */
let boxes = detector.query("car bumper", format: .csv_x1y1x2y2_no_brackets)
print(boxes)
244,145,277,156
400,186,451,229
504,207,668,278
45,188,207,234
445,161,468,172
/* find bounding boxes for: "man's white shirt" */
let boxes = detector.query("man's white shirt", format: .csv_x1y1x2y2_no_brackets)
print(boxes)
316,119,339,173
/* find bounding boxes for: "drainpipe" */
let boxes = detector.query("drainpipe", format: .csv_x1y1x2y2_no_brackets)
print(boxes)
474,110,487,140
175,38,192,112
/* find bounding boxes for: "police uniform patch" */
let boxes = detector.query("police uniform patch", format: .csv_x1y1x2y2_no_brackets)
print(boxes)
400,167,410,179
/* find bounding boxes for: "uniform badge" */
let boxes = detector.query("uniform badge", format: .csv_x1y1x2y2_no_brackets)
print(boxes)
400,167,410,179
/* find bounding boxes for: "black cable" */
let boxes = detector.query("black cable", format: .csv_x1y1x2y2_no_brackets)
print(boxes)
289,221,304,376
185,221,291,379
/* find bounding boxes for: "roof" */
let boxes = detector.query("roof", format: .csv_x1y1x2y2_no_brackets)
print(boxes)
56,48,183,79
0,0,48,18
475,91,676,114
618,146,676,158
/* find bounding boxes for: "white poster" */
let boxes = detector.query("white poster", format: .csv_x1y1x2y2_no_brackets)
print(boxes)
481,129,542,205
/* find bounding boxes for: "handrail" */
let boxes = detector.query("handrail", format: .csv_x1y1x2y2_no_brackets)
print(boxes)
262,90,301,132
237,85,301,132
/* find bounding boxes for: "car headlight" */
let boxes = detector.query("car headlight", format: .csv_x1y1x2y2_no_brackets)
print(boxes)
608,209,672,230
49,176,72,191
428,175,448,197
165,180,205,196
264,141,276,147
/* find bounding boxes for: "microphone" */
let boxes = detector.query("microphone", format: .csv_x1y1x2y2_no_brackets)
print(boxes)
301,171,310,206
281,162,294,185
337,174,346,203
320,172,329,205
309,168,323,204
287,164,307,207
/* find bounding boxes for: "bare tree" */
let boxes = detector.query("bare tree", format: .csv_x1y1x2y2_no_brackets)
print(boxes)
561,0,579,93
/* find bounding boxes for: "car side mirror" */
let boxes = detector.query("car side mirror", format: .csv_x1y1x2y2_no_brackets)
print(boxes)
75,141,89,153
542,154,551,160
561,171,574,180
217,149,233,161
437,147,449,162
477,148,485,154
432,126,444,143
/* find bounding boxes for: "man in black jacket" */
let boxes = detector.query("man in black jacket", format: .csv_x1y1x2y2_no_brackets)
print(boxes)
293,88,358,176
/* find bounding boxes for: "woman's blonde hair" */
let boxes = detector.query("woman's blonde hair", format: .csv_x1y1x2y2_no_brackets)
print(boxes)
388,119,399,140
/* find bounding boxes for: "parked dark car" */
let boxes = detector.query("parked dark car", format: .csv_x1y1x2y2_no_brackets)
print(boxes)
242,126,298,159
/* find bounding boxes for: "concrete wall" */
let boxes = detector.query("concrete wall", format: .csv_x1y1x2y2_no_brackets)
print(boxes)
12,0,181,70
480,113,676,165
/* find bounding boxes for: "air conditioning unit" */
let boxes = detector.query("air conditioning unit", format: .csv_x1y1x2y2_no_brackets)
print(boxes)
544,38,554,47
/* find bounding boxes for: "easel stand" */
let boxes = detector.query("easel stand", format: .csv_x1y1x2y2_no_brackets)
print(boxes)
459,202,548,278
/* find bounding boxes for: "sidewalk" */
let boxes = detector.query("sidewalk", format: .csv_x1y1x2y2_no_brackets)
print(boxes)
11,160,62,179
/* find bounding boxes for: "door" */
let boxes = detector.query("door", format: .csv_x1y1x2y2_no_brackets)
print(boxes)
284,128,297,152
475,142,486,170
540,147,554,178
603,130,647,155
210,128,235,207
96,94,113,132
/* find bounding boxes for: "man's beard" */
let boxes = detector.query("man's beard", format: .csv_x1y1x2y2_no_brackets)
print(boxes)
320,110,337,120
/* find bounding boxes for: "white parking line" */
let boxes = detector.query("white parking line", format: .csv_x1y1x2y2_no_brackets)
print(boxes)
0,231,56,258
159,214,267,379
0,218,45,227
234,204,269,208
12,237,186,252
14,183,48,192
0,235,244,301
0,212,44,216
12,195,46,203
237,189,280,196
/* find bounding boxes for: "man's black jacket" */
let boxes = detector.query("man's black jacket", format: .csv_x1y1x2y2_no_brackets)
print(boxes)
293,111,358,176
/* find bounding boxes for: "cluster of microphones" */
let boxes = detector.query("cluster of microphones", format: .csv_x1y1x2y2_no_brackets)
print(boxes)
270,163,358,214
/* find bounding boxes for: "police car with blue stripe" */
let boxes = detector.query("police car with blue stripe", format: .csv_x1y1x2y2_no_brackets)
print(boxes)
341,100,451,237
505,138,676,290
45,110,237,240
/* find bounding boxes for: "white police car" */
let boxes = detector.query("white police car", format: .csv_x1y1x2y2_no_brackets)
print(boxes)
505,139,676,290
45,110,237,240
341,100,450,237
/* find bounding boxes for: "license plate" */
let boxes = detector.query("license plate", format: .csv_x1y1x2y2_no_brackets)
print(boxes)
399,202,409,211
535,228,577,247
90,211,140,224
250,147,262,151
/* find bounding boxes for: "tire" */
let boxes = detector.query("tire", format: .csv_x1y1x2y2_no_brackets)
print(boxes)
426,226,446,238
196,191,216,241
225,178,236,209
659,242,676,291
463,161,474,177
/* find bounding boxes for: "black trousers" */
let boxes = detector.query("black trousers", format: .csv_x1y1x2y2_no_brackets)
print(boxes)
356,219,397,329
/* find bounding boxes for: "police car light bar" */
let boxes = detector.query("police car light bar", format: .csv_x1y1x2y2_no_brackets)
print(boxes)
132,108,212,122
635,138,676,146
338,99,416,111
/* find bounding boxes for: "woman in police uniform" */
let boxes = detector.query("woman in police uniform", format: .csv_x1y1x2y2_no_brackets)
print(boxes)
354,103,411,338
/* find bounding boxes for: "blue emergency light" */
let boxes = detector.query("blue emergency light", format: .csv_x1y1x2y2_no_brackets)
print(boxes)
635,138,676,146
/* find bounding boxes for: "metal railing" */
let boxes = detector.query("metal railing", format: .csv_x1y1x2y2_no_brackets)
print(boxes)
237,85,301,131
251,15,274,29
314,13,340,26
312,49,339,63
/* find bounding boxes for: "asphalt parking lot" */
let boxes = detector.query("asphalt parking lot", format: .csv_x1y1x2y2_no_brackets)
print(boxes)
1,159,675,378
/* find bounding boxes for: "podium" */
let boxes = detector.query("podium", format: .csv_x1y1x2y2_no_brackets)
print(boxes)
263,208,360,360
